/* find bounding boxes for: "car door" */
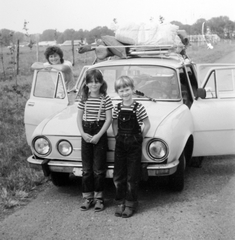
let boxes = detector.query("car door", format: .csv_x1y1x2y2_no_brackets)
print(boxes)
24,69,69,145
191,66,235,156
196,63,235,87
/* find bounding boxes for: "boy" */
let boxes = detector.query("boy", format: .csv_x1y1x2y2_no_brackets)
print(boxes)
112,76,151,218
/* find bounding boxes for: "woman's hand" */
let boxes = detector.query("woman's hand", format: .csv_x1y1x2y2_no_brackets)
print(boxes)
90,134,100,144
82,133,93,143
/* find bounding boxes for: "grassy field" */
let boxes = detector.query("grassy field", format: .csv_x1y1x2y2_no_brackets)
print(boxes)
0,41,235,211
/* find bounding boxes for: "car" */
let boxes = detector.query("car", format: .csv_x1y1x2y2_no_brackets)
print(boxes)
24,45,235,191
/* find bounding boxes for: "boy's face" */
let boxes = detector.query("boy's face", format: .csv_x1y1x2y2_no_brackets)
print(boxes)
117,86,134,102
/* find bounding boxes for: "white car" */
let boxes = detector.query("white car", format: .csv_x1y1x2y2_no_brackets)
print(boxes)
24,47,235,191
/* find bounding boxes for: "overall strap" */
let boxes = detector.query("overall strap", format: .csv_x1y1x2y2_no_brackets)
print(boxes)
84,101,87,121
132,102,139,113
117,102,121,112
96,96,104,121
84,95,104,121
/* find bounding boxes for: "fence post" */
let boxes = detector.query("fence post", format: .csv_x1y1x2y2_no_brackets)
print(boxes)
16,40,19,75
72,39,75,66
36,34,40,61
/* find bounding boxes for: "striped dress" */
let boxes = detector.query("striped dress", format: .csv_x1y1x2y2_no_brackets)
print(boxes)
78,95,113,121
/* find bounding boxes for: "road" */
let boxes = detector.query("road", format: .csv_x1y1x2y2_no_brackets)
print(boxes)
1,156,235,240
1,50,235,240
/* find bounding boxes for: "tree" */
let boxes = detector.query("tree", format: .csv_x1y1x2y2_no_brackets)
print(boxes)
208,16,231,38
41,29,57,41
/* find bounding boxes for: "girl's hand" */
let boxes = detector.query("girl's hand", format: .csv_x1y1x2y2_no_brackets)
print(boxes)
90,134,100,144
82,133,93,143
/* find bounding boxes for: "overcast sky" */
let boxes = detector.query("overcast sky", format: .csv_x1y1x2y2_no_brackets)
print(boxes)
0,0,234,34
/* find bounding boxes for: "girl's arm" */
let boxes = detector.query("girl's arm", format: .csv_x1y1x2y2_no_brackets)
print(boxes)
77,109,92,142
142,117,151,138
112,119,118,137
90,109,112,144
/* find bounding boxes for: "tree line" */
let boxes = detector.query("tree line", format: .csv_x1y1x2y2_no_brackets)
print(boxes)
1,16,235,47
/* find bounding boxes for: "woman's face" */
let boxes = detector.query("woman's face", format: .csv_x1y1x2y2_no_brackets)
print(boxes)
48,53,61,65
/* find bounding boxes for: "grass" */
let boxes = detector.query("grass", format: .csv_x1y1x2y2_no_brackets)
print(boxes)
0,45,95,211
0,40,235,211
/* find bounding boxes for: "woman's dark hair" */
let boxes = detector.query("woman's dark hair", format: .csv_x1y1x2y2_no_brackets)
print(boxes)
44,46,64,64
81,69,107,102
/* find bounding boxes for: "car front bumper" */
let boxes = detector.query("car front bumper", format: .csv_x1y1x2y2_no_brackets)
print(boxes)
27,155,178,178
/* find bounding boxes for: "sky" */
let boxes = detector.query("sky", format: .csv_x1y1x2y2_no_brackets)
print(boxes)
0,0,234,34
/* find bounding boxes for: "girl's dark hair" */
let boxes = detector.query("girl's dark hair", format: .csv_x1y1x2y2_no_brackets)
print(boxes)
44,46,64,64
81,69,107,102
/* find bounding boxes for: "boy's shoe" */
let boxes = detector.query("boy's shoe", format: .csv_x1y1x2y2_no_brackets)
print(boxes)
115,204,125,217
80,198,94,211
94,198,104,212
122,206,134,218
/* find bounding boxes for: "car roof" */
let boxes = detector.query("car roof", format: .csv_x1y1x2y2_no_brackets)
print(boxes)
91,55,188,69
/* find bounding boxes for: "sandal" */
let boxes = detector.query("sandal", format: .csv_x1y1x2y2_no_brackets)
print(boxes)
94,199,104,212
122,206,134,218
80,198,94,211
115,204,125,217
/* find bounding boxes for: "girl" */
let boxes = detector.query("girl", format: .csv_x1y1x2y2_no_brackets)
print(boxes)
77,69,112,212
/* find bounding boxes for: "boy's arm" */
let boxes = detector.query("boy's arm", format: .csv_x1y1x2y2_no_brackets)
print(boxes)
142,117,151,138
112,119,118,137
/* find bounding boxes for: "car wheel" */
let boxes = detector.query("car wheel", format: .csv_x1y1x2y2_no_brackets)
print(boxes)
50,172,70,187
189,156,203,168
168,152,185,191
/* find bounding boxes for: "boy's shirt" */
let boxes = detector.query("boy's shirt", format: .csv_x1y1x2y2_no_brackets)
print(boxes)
112,101,148,127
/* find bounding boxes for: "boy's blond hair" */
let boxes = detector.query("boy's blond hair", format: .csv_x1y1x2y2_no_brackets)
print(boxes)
114,76,135,92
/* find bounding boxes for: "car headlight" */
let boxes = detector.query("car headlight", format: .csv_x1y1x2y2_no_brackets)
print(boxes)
57,140,72,156
33,137,51,156
147,139,168,162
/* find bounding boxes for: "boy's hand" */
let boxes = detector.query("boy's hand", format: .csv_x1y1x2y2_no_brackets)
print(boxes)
82,133,93,143
90,134,100,144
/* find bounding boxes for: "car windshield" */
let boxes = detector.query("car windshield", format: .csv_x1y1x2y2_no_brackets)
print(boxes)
78,65,180,101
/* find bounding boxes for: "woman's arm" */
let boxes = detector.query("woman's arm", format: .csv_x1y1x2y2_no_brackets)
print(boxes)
77,109,92,142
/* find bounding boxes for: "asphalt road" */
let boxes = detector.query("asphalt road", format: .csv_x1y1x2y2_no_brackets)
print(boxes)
1,155,235,240
1,50,235,240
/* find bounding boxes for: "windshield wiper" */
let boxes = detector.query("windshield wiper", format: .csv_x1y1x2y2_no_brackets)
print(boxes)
134,90,157,102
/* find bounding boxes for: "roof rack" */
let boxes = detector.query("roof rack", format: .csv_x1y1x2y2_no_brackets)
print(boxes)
89,44,188,64
91,44,184,55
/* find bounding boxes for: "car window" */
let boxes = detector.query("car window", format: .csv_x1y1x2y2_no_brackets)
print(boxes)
33,71,66,99
204,69,235,99
92,66,180,100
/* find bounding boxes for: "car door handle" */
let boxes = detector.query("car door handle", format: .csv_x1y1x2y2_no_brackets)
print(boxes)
28,102,35,106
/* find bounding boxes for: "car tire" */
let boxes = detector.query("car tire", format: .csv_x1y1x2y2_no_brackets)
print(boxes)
168,152,185,191
189,156,203,168
50,172,70,187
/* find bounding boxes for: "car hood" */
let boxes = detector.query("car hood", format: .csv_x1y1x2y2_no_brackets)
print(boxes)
39,101,182,137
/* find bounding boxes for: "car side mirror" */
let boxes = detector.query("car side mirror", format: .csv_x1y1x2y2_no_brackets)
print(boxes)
196,88,206,99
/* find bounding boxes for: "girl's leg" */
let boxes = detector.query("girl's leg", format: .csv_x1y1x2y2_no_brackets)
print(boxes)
81,125,94,200
93,123,107,200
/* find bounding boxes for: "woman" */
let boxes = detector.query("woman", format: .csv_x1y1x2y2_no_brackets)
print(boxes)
44,46,75,91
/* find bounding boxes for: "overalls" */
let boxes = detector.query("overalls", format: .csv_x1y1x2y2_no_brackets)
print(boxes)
81,98,107,200
113,102,143,208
